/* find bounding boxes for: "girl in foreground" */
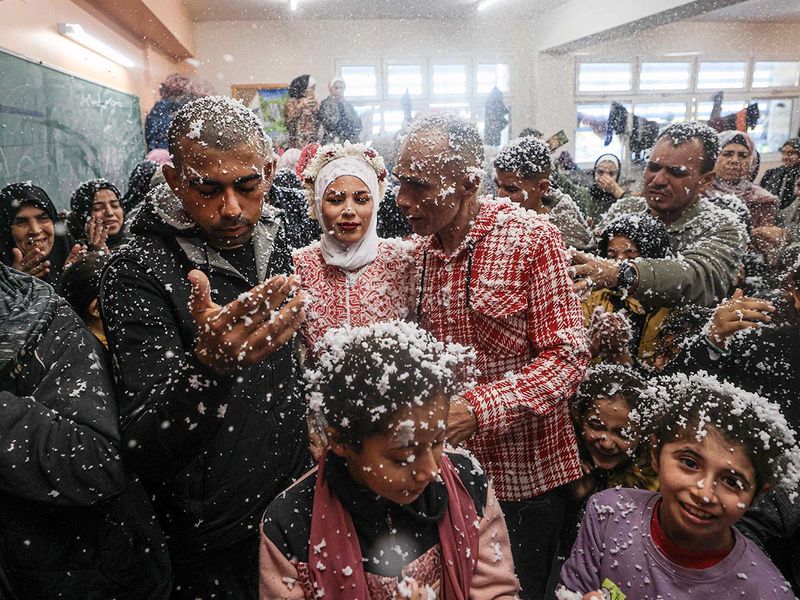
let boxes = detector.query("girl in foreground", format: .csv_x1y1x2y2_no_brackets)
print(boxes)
557,371,799,599
259,320,519,599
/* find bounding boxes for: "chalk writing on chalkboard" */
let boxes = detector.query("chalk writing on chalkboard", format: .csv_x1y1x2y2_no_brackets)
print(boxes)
0,49,145,210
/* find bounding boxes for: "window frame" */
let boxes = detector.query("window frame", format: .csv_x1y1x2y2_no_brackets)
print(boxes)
335,59,382,101
338,57,514,139
573,56,800,167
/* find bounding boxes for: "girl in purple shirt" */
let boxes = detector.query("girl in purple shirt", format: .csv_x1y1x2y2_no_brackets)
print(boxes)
558,371,800,600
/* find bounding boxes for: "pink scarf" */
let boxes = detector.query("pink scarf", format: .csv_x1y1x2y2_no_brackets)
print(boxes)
308,451,479,599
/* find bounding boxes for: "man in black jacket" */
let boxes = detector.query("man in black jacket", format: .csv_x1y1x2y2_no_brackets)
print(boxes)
101,96,310,599
0,262,170,599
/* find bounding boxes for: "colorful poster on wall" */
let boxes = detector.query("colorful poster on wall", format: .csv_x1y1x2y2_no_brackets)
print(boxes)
231,84,290,149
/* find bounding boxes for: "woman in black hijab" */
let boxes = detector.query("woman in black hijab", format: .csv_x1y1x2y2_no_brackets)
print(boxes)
761,138,800,209
587,153,625,224
68,179,126,250
0,182,77,285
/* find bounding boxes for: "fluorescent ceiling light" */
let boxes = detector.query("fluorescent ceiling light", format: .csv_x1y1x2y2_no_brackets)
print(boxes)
59,23,135,68
663,51,702,57
477,0,504,11
289,0,299,10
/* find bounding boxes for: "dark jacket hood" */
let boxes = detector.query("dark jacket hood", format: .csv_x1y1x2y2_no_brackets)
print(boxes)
68,178,123,243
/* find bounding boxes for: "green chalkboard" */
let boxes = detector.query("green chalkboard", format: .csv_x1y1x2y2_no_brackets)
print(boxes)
0,48,145,210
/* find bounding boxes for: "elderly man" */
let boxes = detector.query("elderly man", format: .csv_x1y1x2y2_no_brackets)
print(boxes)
101,96,309,599
394,114,590,600
573,122,748,308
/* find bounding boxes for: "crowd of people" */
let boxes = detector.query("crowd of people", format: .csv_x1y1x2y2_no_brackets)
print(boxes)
2,77,800,600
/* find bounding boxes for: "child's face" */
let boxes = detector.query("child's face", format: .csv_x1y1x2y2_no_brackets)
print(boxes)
605,235,640,261
652,427,759,553
335,394,450,505
580,396,637,470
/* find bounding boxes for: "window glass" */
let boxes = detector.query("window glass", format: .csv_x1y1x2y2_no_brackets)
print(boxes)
575,104,626,164
697,61,747,90
382,110,406,133
432,64,468,95
387,64,423,96
752,61,800,89
639,62,691,91
695,100,747,122
577,63,632,93
476,63,510,94
352,104,381,135
428,101,471,118
632,102,687,127
341,65,378,97
750,98,794,154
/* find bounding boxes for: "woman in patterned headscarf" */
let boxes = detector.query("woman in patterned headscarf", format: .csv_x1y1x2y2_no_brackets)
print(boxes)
709,130,778,228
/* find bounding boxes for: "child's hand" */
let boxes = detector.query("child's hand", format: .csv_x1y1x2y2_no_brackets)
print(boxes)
707,288,774,349
588,308,633,365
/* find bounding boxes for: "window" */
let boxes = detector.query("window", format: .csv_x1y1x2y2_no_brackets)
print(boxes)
578,63,632,93
695,100,747,122
476,63,509,94
751,98,795,154
633,102,687,126
697,61,747,90
639,62,691,91
752,61,800,89
575,56,799,165
341,65,378,98
575,104,626,164
432,64,468,95
428,101,471,118
382,110,406,134
387,64,423,96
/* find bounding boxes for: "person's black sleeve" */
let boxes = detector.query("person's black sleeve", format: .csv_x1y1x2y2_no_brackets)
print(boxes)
101,257,234,485
0,303,125,505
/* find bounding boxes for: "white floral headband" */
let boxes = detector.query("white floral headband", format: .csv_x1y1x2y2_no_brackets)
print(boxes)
301,142,389,219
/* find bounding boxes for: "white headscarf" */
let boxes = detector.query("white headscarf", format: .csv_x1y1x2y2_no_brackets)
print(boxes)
314,155,381,271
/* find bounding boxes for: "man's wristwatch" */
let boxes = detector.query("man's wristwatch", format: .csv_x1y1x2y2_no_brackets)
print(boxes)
616,260,638,294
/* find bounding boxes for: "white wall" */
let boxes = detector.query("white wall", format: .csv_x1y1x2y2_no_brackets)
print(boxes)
194,17,800,166
194,17,539,132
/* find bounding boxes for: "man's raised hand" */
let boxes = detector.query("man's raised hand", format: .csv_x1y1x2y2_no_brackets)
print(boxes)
188,269,306,375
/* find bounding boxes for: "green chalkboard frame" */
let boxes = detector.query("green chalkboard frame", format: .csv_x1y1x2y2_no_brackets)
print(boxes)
0,47,145,210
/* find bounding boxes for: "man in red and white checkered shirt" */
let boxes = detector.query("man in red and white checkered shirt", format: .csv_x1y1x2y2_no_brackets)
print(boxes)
394,115,590,600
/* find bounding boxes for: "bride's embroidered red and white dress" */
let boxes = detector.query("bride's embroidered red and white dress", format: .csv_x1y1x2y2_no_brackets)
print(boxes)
293,239,416,351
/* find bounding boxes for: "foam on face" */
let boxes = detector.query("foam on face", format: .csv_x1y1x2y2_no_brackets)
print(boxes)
631,371,800,495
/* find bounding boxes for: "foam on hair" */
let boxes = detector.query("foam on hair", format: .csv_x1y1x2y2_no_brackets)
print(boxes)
405,114,484,171
632,371,800,494
167,95,272,166
658,122,720,174
305,320,476,449
494,136,551,180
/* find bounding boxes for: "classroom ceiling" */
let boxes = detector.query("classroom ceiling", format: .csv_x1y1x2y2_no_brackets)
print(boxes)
692,0,800,22
184,0,555,21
